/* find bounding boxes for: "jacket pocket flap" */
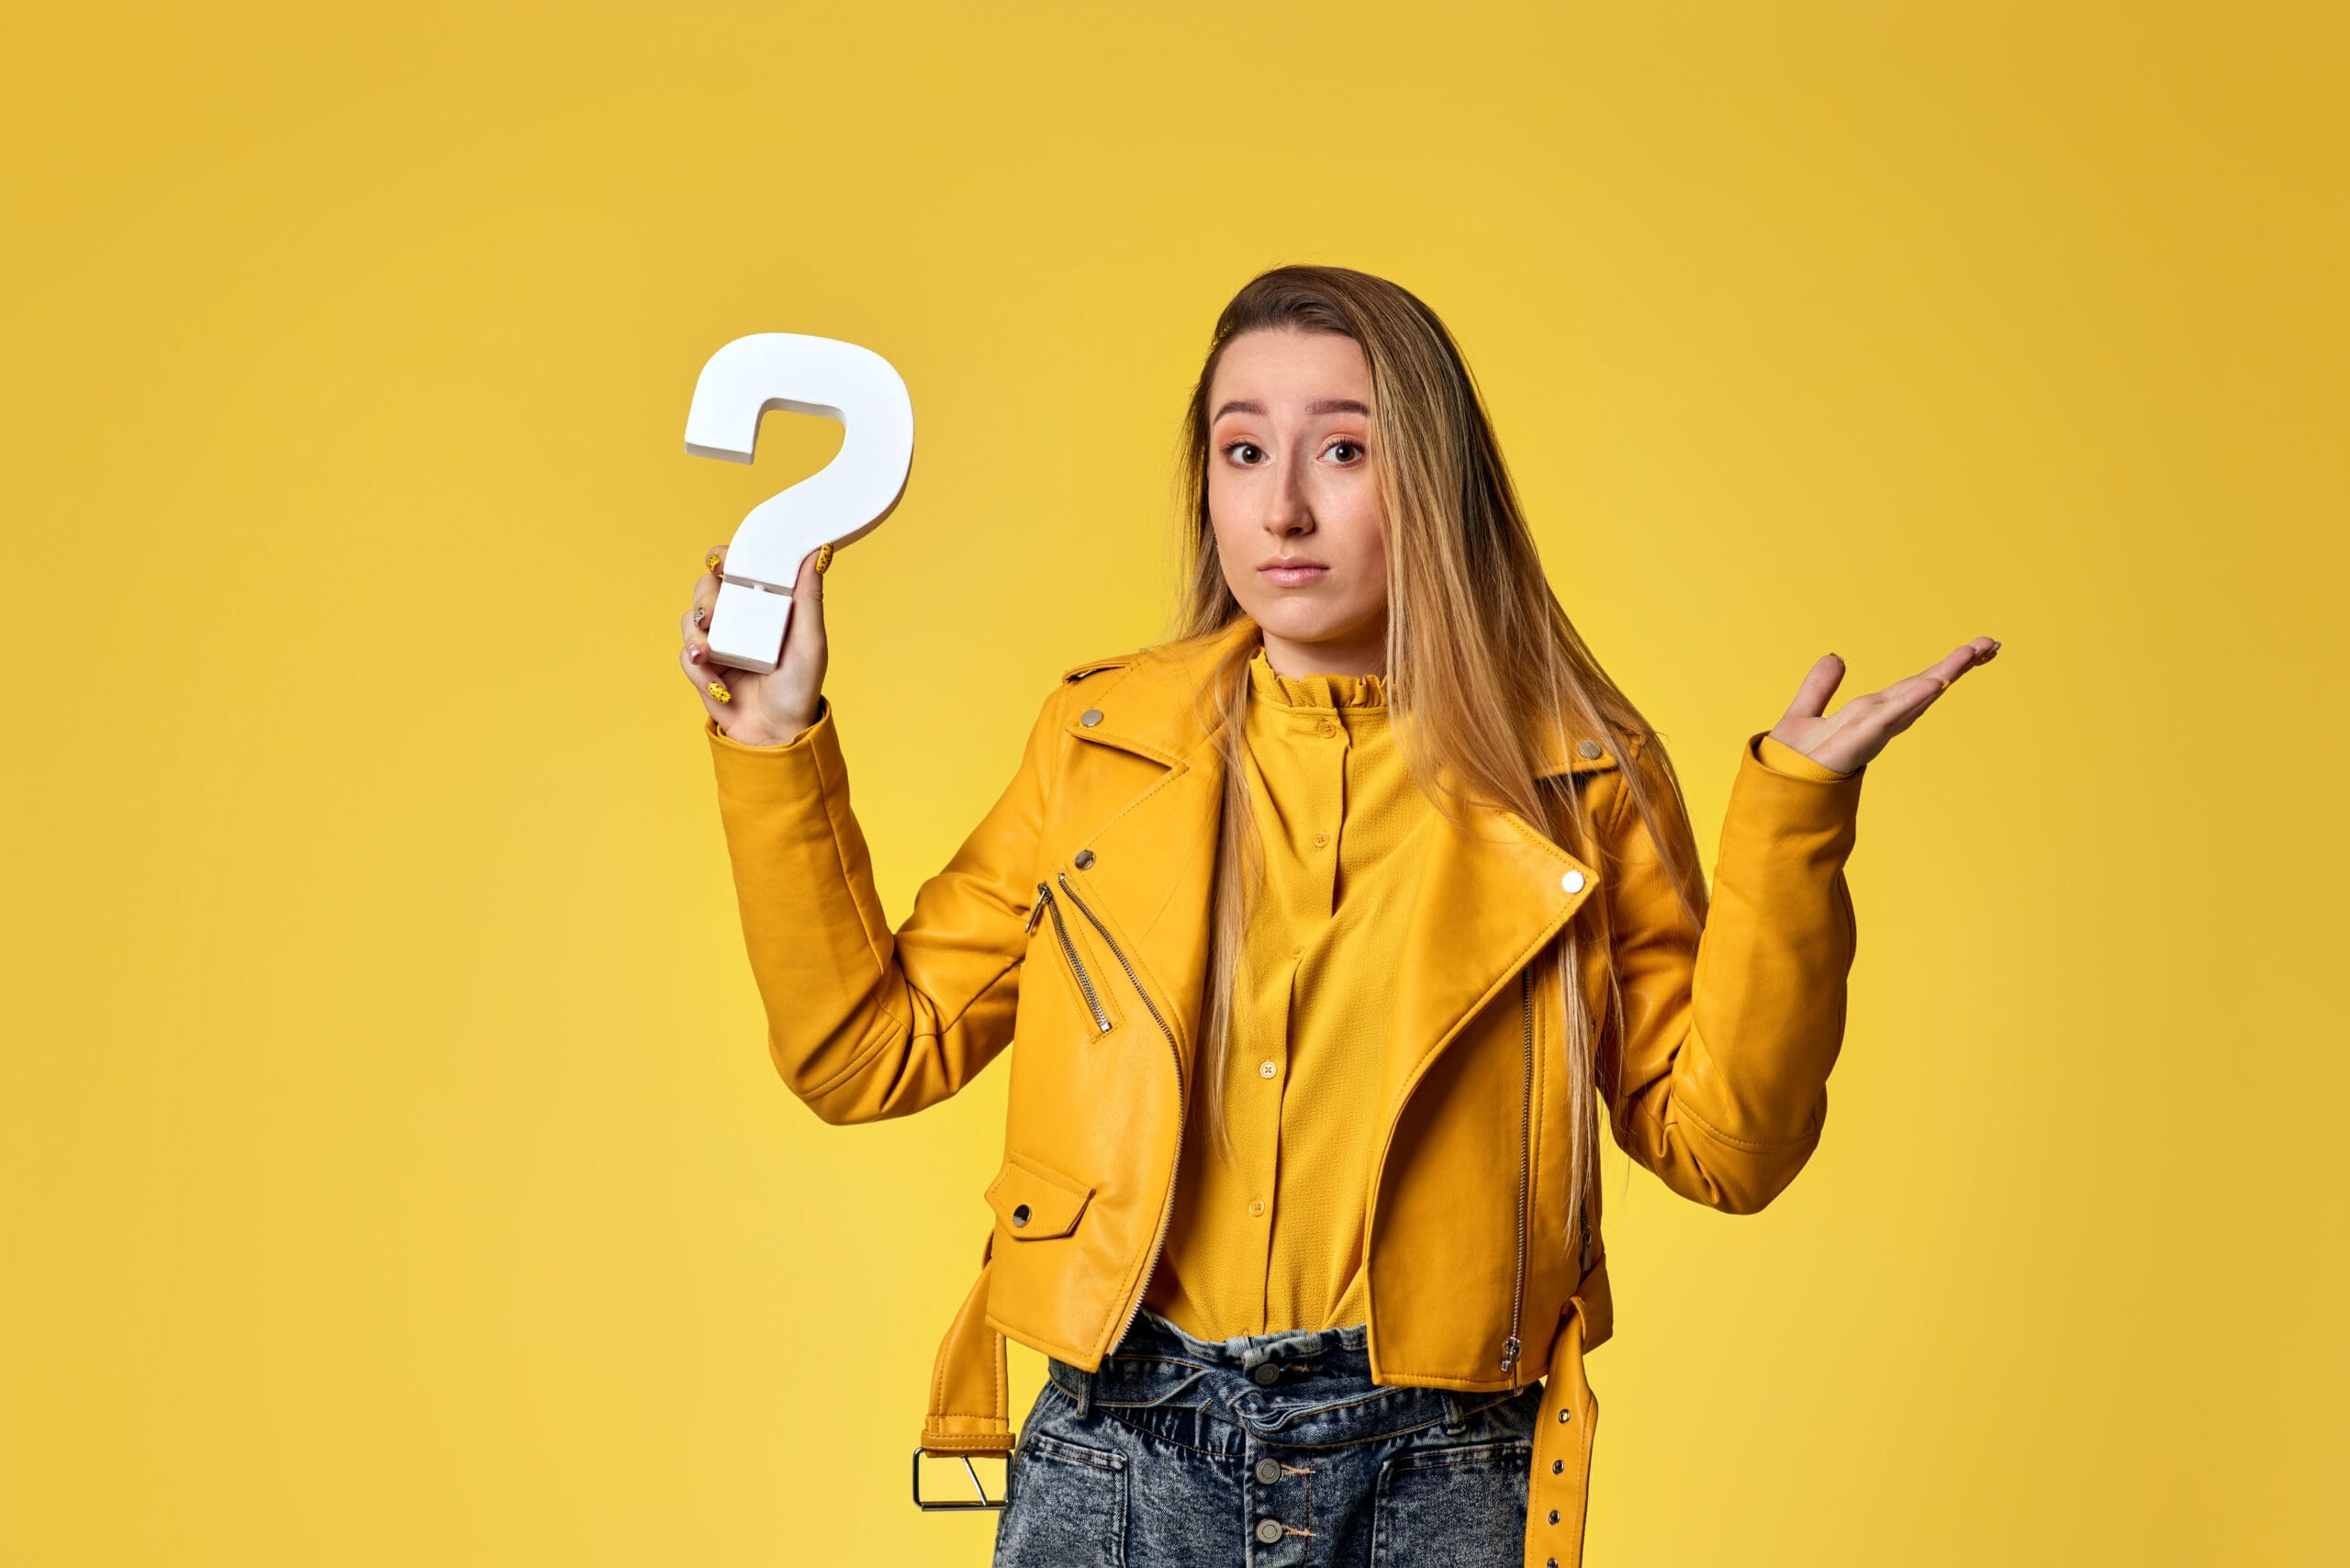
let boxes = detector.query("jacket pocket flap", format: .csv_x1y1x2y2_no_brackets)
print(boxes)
985,1153,1095,1239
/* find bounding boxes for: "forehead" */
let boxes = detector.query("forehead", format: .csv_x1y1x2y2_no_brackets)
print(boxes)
1208,329,1372,414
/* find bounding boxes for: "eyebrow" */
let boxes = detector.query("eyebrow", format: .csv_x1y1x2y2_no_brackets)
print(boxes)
1210,398,1372,422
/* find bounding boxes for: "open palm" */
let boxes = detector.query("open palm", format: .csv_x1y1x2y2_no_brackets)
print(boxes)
1770,636,2000,775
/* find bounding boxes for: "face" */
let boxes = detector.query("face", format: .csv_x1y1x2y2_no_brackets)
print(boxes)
1204,327,1389,675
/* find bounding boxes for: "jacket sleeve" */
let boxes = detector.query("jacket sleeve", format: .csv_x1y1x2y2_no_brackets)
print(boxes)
702,680,1066,1126
1599,729,1863,1213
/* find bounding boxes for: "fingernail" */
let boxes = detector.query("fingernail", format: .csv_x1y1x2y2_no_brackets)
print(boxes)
706,551,722,572
688,646,701,662
708,681,731,703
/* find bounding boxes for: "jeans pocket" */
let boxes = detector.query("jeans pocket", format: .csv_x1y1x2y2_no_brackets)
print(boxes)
993,1389,1129,1568
1368,1434,1532,1568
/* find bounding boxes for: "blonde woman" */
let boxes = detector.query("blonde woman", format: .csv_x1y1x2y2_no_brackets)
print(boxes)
680,264,1998,1568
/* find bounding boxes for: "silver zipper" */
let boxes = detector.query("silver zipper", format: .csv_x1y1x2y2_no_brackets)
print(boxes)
1498,964,1534,1384
1027,881,1112,1035
1050,870,1185,1354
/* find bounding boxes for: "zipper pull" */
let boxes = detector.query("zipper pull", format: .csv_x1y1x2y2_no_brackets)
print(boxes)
1499,1335,1521,1374
1024,882,1049,935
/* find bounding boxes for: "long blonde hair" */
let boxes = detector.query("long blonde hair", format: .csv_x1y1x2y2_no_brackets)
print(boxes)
1162,263,1709,1272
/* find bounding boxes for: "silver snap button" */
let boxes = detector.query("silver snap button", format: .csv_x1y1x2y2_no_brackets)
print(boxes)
1074,848,1095,868
1011,1204,1031,1226
1255,1518,1284,1543
1577,738,1603,759
1080,708,1103,726
1250,1361,1281,1385
1548,1509,1561,1525
1254,1457,1281,1484
1561,869,1585,893
1558,1407,1572,1421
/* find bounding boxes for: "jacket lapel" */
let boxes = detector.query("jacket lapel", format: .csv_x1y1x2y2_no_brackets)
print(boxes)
1055,614,1614,1108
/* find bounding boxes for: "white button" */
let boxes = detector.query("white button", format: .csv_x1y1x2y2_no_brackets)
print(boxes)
1259,1059,1278,1079
1561,870,1585,893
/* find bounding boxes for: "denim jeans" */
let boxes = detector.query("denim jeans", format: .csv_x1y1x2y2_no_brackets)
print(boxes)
990,1305,1544,1568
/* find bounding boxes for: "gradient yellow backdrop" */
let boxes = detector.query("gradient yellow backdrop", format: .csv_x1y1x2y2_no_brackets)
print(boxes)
6,3,2344,1562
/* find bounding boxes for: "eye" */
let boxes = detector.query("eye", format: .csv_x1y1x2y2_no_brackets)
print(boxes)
1220,440,1265,466
1325,440,1364,464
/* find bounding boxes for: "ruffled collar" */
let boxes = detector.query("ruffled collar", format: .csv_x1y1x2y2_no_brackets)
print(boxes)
1247,645,1389,710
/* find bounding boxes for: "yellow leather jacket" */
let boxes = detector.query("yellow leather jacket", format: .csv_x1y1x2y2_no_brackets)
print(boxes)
703,612,1864,1568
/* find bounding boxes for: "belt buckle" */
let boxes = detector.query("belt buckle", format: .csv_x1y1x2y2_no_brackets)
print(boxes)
911,1446,1012,1511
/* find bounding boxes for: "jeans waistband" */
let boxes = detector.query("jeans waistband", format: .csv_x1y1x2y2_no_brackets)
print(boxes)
1113,1303,1370,1373
1045,1305,1519,1443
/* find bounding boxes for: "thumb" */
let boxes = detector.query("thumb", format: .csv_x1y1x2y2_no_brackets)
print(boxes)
783,542,829,670
1782,652,1845,721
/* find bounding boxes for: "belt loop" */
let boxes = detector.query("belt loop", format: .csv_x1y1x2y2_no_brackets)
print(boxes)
1440,1391,1468,1433
1073,1363,1093,1419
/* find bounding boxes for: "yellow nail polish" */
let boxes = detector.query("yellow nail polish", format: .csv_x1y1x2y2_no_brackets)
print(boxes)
814,543,834,575
705,550,722,572
707,681,731,703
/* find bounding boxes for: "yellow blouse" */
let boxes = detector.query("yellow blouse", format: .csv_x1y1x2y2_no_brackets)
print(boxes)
1137,647,1852,1341
1140,645,1423,1339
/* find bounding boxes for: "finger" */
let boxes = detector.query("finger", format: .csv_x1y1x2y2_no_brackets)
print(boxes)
691,544,728,595
1781,652,1846,722
1887,671,1951,711
1954,635,2001,674
1918,636,1999,689
679,641,738,719
685,543,732,664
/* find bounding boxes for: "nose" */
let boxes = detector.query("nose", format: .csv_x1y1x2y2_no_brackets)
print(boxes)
1264,450,1313,536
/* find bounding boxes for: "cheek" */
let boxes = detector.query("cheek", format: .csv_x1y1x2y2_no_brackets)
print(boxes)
1334,486,1388,566
1205,468,1245,536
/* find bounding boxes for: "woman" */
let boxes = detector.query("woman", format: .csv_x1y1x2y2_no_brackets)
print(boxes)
678,264,1998,1568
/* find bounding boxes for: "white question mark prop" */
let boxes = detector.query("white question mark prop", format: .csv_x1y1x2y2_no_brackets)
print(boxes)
683,332,914,674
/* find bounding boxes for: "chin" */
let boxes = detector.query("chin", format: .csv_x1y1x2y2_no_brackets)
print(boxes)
1244,597,1372,645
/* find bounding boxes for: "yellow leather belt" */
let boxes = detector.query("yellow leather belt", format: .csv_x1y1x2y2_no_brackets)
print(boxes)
909,1230,1016,1508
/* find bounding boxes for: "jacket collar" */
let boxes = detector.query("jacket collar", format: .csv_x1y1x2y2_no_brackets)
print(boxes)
1062,614,1622,782
1053,613,1615,1126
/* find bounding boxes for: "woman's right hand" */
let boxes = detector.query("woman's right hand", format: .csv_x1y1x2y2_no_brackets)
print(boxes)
680,542,831,746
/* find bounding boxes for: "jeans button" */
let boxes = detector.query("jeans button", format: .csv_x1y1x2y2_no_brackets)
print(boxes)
1250,1361,1281,1385
1256,1518,1284,1543
1254,1457,1282,1484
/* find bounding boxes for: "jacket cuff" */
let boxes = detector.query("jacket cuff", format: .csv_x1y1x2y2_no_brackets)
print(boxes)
1752,732,1855,783
705,695,836,809
1724,729,1864,861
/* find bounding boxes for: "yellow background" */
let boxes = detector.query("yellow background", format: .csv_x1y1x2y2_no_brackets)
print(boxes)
6,3,2344,1562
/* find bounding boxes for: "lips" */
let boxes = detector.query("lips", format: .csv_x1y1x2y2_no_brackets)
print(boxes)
1259,560,1329,585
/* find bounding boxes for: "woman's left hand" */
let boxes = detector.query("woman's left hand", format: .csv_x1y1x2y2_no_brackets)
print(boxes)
1767,636,2001,775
